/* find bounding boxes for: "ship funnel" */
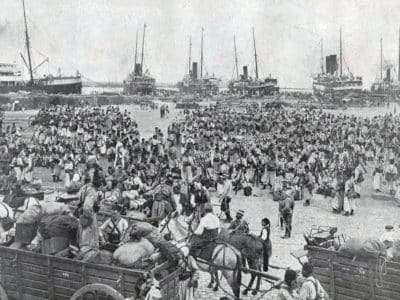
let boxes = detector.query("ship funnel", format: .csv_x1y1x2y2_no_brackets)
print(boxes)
326,55,337,75
192,62,198,80
134,63,142,76
243,66,248,79
386,68,391,82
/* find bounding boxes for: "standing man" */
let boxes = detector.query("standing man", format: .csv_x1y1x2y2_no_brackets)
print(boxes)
386,159,398,195
302,165,315,206
193,178,210,219
151,174,176,226
75,170,102,261
217,173,233,223
260,217,271,272
279,189,294,239
228,210,249,234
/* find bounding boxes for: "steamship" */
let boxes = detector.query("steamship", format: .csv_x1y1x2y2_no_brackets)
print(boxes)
177,29,220,96
228,29,279,96
370,37,400,98
123,24,156,95
313,28,362,100
0,0,82,95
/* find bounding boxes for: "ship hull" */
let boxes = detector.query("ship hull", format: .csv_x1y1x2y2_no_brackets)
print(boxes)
123,77,156,96
123,83,155,95
0,81,82,95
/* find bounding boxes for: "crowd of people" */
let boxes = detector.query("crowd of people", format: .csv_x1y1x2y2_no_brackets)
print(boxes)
0,102,399,298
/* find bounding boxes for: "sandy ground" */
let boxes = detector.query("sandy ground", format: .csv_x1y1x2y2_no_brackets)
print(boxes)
5,103,400,299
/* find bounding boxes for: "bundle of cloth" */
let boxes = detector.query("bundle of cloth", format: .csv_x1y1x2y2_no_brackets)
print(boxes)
113,239,155,268
339,238,387,260
13,203,42,246
12,200,77,254
121,222,184,269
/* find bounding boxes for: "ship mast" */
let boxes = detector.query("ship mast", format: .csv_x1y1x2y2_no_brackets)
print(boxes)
140,23,146,76
398,27,400,82
188,36,192,75
22,0,34,84
134,30,138,70
252,27,259,80
380,37,383,80
320,38,324,73
234,35,239,79
339,27,342,77
200,28,204,78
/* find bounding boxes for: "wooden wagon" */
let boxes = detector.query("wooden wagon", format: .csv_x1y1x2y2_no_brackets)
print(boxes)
308,246,400,300
0,245,182,300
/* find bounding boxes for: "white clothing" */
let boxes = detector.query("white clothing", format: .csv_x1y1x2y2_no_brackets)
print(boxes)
194,213,220,235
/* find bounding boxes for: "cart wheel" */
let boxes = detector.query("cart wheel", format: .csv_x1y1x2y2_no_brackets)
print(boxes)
71,283,124,300
0,284,8,300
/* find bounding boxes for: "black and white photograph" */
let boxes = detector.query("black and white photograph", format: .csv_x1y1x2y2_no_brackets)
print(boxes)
1,0,400,299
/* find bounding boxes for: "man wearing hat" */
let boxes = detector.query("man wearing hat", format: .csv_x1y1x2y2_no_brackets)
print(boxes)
190,202,220,258
279,188,294,239
228,210,249,234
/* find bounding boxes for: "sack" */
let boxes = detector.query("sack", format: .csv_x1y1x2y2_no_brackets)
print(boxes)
113,239,155,267
38,215,78,240
41,201,70,216
339,238,386,259
17,205,42,224
4,194,26,209
244,186,252,196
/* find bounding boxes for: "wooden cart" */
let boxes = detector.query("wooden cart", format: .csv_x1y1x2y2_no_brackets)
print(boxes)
0,245,182,300
308,246,400,300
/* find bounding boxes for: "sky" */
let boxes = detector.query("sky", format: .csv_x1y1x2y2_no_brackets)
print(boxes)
1,0,400,88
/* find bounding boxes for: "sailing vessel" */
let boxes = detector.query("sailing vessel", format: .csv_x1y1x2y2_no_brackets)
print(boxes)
312,28,362,101
177,28,219,96
228,28,279,96
123,24,156,96
370,34,400,98
0,0,82,95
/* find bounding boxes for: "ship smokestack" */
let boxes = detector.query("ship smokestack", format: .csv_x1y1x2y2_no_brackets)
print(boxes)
386,68,391,82
134,63,142,76
243,66,248,79
192,62,198,80
326,55,337,75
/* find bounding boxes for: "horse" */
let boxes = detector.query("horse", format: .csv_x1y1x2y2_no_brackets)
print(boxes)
211,229,265,296
165,217,242,299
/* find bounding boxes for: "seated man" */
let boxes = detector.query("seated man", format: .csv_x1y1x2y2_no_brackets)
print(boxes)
228,210,249,234
189,203,220,259
99,206,128,248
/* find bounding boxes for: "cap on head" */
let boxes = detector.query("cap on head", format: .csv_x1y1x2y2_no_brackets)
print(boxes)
236,209,244,217
302,262,314,277
262,218,270,226
284,269,297,283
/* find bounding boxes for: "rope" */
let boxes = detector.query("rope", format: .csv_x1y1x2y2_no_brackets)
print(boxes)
375,256,387,289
